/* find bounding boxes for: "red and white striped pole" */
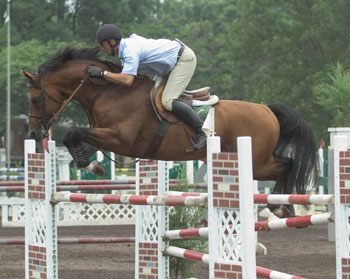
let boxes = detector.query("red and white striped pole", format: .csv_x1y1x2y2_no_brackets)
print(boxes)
164,246,306,279
0,237,135,245
255,212,334,231
166,191,335,205
163,212,334,240
256,266,306,279
164,246,209,264
51,192,207,207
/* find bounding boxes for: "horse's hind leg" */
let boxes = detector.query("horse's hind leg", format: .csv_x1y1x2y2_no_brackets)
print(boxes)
255,156,295,218
268,180,296,218
270,156,296,218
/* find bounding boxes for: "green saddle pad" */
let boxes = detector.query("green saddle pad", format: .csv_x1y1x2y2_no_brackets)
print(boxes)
193,105,211,122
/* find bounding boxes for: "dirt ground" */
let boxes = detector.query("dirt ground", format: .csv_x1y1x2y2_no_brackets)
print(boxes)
0,223,335,279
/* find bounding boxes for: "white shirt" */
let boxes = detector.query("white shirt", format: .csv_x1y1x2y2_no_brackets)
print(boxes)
118,34,182,76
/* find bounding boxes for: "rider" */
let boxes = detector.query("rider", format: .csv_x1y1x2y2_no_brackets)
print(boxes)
86,24,207,151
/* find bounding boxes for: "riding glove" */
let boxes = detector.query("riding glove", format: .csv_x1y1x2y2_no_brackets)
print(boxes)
87,66,106,78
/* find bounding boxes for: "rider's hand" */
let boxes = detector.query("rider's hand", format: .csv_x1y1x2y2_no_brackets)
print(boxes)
87,66,106,78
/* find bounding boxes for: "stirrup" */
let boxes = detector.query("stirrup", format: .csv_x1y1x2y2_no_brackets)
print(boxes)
186,134,207,152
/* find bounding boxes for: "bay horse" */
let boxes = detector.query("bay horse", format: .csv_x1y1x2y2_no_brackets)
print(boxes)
21,46,318,217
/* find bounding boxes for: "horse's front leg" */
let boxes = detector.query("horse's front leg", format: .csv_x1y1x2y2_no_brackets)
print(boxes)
63,127,117,176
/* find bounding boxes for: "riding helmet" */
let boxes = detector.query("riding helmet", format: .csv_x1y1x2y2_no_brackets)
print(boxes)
96,24,122,43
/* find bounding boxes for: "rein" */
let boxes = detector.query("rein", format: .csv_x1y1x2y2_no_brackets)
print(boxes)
46,74,89,129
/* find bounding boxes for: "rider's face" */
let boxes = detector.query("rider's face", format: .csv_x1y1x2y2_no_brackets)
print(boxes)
100,39,119,56
100,40,112,55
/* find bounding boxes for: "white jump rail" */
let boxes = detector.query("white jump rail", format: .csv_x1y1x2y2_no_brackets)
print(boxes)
166,190,335,205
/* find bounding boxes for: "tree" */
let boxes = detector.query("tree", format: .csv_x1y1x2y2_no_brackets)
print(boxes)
67,0,160,43
314,63,350,138
0,39,86,136
0,0,74,47
219,0,350,141
2,0,350,145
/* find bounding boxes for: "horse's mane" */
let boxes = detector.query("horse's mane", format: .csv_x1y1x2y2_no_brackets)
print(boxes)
37,46,150,81
38,46,123,77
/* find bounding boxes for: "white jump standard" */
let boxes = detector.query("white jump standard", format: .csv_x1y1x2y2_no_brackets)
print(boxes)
24,135,350,278
25,140,58,279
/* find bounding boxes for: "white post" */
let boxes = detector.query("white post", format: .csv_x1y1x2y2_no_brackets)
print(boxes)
25,140,58,279
96,151,104,162
158,161,170,278
237,137,256,279
206,136,221,278
333,135,348,279
209,107,215,136
0,148,6,197
56,147,72,181
186,160,194,184
134,159,140,279
207,136,256,279
319,147,324,177
110,152,115,181
328,148,335,242
24,140,35,279
135,159,169,278
2,202,9,225
198,160,204,169
6,0,11,169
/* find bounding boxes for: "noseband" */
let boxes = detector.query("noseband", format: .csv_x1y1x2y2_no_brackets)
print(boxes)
28,74,89,138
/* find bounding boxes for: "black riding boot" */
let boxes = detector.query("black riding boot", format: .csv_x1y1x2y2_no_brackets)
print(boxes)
171,99,207,151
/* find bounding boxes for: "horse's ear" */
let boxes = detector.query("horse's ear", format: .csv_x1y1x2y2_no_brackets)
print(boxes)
20,70,36,81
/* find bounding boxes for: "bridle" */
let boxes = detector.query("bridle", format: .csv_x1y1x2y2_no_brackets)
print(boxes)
28,74,89,138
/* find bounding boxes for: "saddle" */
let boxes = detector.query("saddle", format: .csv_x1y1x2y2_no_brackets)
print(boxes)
152,83,211,123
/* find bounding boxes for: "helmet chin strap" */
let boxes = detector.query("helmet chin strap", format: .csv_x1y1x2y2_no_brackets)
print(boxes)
107,41,118,56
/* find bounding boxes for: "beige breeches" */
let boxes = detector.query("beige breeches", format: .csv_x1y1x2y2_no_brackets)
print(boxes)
161,46,197,111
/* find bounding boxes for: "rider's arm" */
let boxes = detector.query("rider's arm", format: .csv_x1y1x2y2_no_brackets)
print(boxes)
104,72,135,87
112,48,138,86
86,48,138,86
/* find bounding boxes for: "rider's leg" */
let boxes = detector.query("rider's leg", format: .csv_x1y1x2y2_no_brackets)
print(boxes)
171,99,207,150
161,46,206,150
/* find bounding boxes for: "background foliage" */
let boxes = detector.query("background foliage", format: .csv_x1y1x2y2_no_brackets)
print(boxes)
1,0,350,145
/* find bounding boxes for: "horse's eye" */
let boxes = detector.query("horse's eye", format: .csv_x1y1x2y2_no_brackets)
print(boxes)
31,97,40,105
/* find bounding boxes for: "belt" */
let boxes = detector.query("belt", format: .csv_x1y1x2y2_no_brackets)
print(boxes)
177,45,185,61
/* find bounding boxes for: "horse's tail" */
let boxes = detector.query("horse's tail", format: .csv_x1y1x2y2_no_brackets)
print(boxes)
267,103,319,194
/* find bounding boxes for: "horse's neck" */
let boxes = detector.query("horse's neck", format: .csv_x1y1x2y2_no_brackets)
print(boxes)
81,75,155,126
54,63,155,126
87,76,153,102
61,62,154,105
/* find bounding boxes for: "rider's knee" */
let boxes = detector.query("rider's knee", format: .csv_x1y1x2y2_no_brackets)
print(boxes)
161,97,173,111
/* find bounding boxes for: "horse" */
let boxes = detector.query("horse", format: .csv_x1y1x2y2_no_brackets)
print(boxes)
21,46,319,217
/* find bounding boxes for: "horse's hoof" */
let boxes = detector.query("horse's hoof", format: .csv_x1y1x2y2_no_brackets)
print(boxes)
259,208,279,220
272,205,295,218
85,160,107,176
